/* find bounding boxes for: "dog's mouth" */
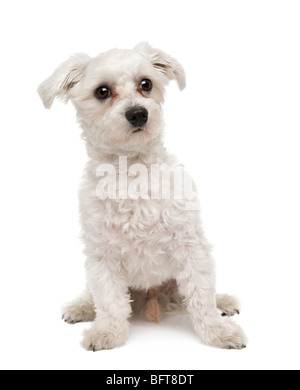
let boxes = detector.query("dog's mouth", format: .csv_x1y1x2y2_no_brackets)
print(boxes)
132,128,144,134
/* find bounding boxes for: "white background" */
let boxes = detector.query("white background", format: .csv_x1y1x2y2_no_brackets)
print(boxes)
0,0,299,370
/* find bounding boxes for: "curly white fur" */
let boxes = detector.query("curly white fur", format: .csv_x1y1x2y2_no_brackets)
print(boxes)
38,42,247,351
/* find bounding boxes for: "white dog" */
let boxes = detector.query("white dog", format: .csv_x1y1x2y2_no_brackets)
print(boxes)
38,43,247,351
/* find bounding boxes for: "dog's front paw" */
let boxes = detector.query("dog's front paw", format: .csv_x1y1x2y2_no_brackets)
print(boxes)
199,317,247,350
211,319,247,350
81,323,129,351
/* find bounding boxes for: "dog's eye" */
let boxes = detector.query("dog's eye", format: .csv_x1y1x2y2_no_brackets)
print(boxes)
140,79,153,92
95,86,112,100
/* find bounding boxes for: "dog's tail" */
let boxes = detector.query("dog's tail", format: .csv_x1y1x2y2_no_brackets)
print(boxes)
130,279,186,323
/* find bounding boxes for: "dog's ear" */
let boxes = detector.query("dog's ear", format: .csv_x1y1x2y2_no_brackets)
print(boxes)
38,53,90,109
134,42,186,91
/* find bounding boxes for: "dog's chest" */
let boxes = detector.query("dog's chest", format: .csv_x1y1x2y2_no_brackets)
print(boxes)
98,198,179,287
100,198,176,246
80,158,200,257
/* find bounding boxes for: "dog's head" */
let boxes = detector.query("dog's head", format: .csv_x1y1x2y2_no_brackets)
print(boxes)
38,43,185,155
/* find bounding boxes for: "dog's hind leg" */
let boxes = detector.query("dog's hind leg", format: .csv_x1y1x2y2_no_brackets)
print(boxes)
216,294,240,317
62,287,96,324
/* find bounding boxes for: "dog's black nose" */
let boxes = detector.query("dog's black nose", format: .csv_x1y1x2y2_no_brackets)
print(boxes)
125,106,148,127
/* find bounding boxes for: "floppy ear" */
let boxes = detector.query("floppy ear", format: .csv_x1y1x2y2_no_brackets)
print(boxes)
37,53,90,109
134,42,186,91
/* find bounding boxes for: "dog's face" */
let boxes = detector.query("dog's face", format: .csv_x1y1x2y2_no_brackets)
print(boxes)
38,43,185,155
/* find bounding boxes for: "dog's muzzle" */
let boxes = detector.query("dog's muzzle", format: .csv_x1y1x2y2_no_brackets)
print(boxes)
125,106,148,129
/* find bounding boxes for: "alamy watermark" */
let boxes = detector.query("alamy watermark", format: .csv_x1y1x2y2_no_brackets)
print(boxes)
96,157,199,210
